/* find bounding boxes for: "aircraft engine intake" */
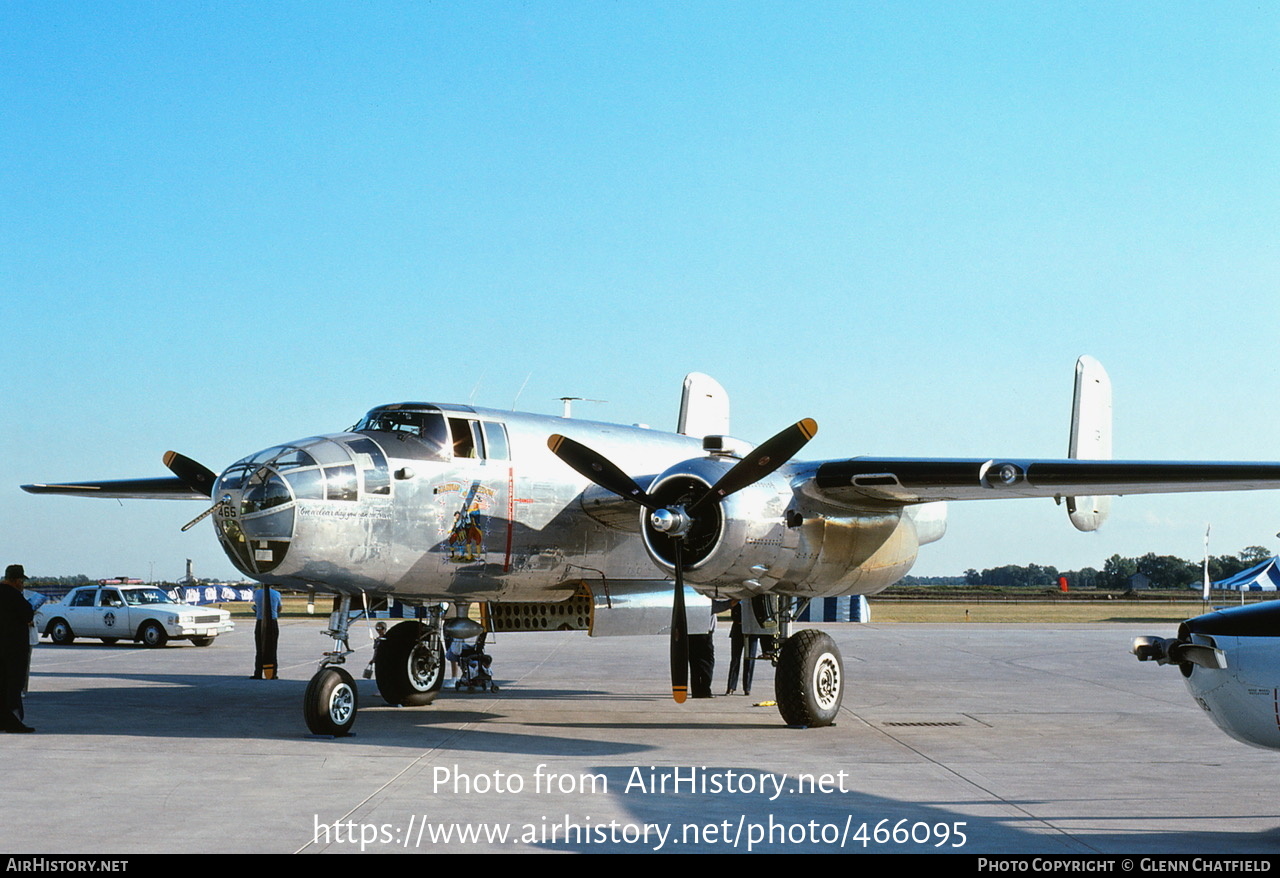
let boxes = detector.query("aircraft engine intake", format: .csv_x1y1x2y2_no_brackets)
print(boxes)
640,458,792,586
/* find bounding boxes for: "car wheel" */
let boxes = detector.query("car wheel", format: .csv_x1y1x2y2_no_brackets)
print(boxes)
139,621,168,648
49,619,75,645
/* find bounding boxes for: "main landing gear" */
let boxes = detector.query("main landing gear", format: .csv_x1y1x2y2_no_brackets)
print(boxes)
374,617,446,707
772,600,845,728
302,596,448,737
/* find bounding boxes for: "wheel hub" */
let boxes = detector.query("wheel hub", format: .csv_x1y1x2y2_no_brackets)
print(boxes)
812,652,841,711
329,683,355,724
408,641,441,691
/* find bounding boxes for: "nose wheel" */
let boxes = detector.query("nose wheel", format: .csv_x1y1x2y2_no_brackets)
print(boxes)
303,593,361,737
304,667,359,737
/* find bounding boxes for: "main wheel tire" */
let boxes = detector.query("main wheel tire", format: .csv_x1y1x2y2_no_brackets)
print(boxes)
375,620,445,706
139,621,168,648
775,629,844,727
49,619,75,645
304,667,358,736
189,636,215,647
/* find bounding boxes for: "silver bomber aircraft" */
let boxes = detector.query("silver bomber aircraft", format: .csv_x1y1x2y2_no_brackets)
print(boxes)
22,359,1280,737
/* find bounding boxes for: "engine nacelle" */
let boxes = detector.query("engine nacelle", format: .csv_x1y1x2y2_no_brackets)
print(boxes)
1136,602,1280,751
640,456,795,587
636,456,932,599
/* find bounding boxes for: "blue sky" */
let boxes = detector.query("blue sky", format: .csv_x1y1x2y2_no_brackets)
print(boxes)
3,2,1277,582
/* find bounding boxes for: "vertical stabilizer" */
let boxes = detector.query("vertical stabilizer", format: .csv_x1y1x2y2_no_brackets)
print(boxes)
1067,355,1112,532
678,373,730,437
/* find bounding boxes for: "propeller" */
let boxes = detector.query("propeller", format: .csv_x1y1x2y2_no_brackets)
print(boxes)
548,418,818,702
164,451,225,532
164,451,218,498
1132,635,1228,670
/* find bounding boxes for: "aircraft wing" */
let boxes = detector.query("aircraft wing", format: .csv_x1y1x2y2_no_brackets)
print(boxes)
21,478,207,500
810,458,1280,505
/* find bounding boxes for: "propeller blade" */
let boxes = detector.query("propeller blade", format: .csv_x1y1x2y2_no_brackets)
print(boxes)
547,434,660,510
163,451,218,498
687,418,817,518
669,540,689,703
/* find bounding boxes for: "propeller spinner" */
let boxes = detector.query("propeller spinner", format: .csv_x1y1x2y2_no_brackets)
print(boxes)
548,419,817,703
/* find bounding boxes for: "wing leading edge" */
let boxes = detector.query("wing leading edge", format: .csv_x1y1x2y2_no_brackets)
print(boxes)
21,478,206,500
810,458,1280,506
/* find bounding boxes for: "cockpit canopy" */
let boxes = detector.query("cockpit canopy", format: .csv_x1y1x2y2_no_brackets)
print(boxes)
353,404,452,461
354,404,508,462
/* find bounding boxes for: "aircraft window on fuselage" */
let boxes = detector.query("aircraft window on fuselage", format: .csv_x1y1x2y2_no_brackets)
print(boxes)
249,445,288,465
324,465,358,501
284,467,325,500
241,469,292,515
345,438,391,496
269,447,318,471
217,466,252,492
448,418,485,460
482,422,509,460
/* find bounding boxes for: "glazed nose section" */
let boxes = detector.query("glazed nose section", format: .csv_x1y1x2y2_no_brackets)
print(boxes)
215,467,295,575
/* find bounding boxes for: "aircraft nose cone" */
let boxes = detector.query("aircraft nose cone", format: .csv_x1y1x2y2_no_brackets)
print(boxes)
213,465,296,576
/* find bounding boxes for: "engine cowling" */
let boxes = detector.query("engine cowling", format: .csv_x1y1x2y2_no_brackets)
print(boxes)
640,456,795,587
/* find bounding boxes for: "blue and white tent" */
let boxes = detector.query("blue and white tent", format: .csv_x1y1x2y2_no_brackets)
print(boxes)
1212,557,1280,592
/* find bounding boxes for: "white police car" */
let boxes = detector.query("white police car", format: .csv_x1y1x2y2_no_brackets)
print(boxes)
35,584,234,647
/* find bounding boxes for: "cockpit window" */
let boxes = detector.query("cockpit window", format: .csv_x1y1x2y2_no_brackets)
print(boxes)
355,408,449,460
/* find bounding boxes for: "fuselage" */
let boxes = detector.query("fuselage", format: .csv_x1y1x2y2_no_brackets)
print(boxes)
210,402,945,602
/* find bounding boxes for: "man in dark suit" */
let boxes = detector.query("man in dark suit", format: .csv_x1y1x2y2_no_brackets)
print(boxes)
251,585,281,679
0,565,35,732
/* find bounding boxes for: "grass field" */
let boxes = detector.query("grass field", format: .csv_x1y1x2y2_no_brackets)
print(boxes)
231,595,1233,625
866,599,1222,624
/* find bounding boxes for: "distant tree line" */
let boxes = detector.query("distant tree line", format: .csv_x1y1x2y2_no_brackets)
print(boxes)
957,546,1272,590
23,574,94,587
